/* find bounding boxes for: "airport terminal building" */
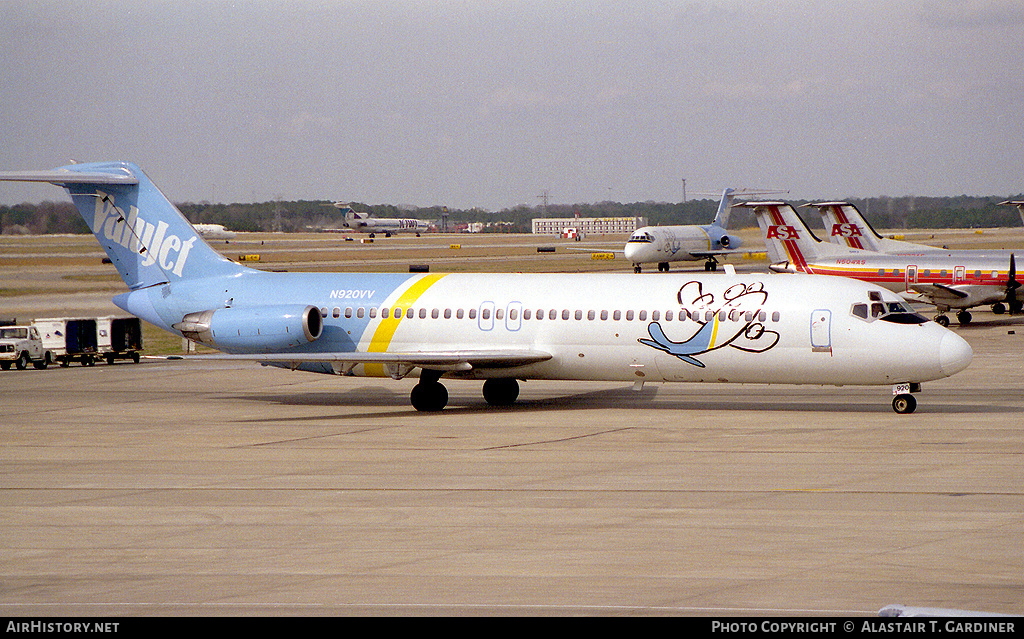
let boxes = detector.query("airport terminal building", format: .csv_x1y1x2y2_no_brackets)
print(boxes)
531,216,648,236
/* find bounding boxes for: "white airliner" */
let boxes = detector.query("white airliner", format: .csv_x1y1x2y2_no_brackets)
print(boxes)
0,163,973,414
624,188,745,273
192,223,236,240
742,200,1020,326
333,202,430,237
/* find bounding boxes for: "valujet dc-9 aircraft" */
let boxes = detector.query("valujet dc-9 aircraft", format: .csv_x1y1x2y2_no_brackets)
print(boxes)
0,163,973,413
624,188,746,273
744,200,1020,326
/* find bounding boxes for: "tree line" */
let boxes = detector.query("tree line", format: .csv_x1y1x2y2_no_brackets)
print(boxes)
2,194,1021,235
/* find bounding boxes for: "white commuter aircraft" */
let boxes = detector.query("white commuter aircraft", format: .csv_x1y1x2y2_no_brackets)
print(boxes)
624,188,745,273
811,200,1016,260
192,223,236,240
742,200,1021,326
333,202,430,237
0,163,973,413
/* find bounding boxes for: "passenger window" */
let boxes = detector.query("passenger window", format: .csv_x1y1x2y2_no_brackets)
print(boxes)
345,308,353,318
549,309,557,320
357,308,365,319
561,309,570,320
482,308,491,320
369,307,377,318
758,311,766,322
469,309,477,319
381,308,390,319
601,310,608,320
625,310,634,321
613,310,621,321
320,307,328,318
574,310,583,320
651,310,660,321
457,309,464,319
444,309,451,319
496,308,504,320
333,308,341,318
705,311,714,322
509,308,518,320
431,309,439,319
771,312,780,322
588,310,595,320
639,310,647,321
524,309,532,320
418,308,427,319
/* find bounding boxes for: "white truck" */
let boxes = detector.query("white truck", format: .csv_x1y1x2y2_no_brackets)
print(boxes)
31,317,99,367
0,324,52,370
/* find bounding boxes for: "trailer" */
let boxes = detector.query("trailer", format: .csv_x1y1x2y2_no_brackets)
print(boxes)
32,317,99,366
96,316,143,364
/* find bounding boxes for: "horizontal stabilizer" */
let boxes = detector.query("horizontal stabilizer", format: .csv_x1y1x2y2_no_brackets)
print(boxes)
0,168,139,185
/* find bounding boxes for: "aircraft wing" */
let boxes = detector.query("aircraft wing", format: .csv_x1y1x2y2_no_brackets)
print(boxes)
178,348,553,374
689,248,745,259
909,283,970,302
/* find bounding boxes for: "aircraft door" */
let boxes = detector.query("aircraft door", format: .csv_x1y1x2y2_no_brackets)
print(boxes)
810,309,832,354
906,265,917,291
505,302,522,332
478,301,495,331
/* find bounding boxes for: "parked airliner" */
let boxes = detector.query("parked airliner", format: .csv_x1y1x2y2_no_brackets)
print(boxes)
743,200,1020,326
333,202,430,237
0,163,973,413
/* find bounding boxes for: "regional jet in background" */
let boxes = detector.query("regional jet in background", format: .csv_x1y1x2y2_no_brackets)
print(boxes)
744,200,1020,326
0,163,973,414
192,223,236,240
333,202,430,237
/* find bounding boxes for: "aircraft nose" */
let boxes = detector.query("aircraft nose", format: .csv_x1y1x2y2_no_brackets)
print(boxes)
938,330,973,377
623,243,640,262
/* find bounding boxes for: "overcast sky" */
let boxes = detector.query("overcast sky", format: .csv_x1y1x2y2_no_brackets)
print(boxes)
2,0,1022,209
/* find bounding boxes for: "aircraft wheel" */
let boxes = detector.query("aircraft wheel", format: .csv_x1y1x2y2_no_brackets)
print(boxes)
934,315,949,327
411,381,448,412
482,378,520,407
633,264,641,274
1011,301,1024,314
992,302,1006,315
956,310,972,325
892,394,917,415
658,262,669,272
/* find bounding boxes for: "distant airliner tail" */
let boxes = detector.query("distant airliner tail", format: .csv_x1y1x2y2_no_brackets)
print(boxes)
0,162,246,290
710,188,736,229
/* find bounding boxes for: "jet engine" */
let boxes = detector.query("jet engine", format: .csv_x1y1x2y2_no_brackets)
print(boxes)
768,261,799,274
173,304,323,352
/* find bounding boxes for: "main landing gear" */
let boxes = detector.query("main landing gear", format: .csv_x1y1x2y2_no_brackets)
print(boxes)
409,372,521,412
932,310,972,327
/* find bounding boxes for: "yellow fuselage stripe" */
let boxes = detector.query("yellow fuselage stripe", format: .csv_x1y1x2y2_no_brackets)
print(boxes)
364,273,446,376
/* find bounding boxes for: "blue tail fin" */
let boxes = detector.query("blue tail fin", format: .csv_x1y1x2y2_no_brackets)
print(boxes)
0,161,247,289
710,188,736,229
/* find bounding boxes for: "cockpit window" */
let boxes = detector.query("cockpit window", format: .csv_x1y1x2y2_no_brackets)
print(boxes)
852,299,927,324
627,232,654,243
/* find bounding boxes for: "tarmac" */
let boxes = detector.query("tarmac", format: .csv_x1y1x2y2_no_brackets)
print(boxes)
1,315,1022,617
1,231,1023,617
